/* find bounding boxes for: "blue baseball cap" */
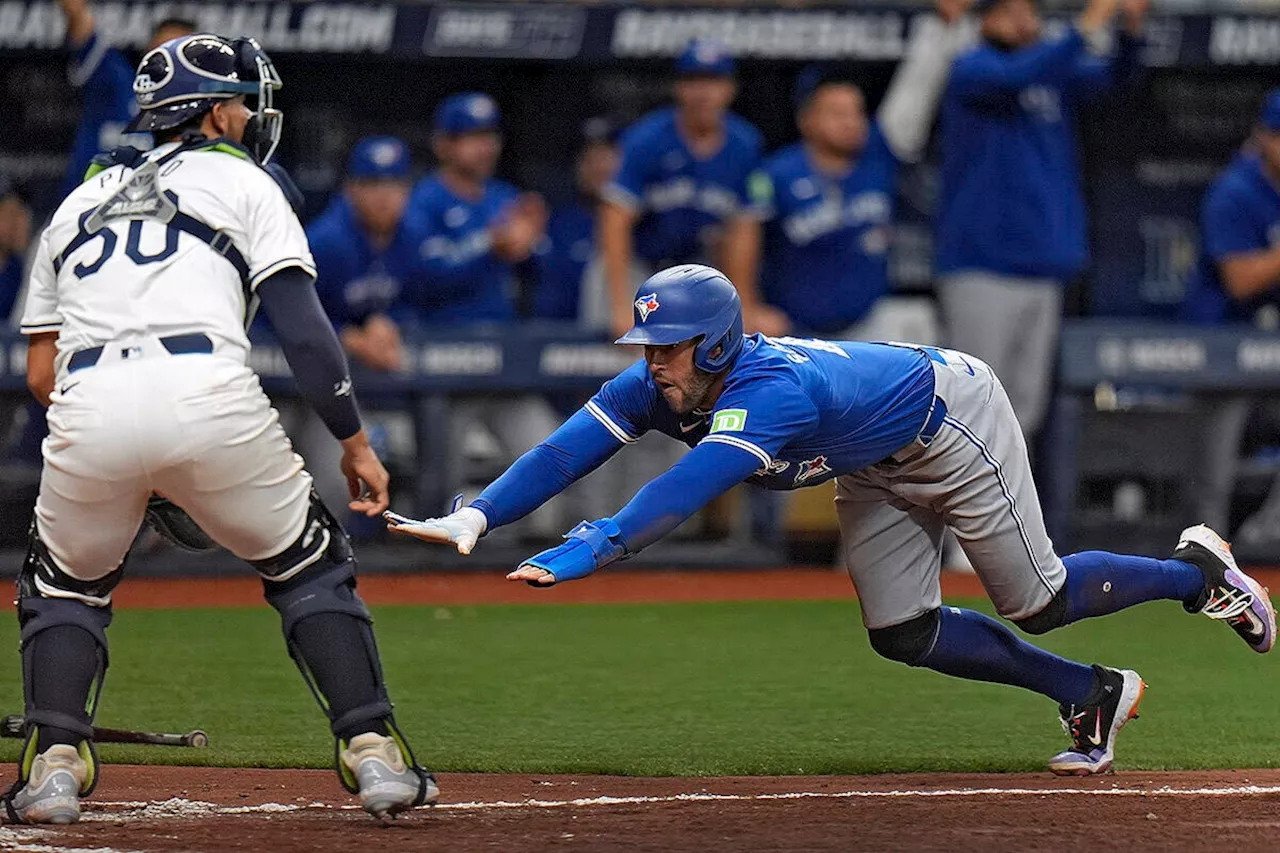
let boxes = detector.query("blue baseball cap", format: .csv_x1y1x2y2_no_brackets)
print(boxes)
675,38,735,78
346,136,411,181
1261,90,1280,132
434,92,501,135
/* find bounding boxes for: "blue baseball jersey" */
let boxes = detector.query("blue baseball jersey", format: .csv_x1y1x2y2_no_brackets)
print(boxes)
306,194,432,328
407,172,519,324
935,29,1142,280
755,128,899,335
472,334,937,552
1182,153,1280,325
528,199,593,320
604,107,763,265
588,335,934,489
60,33,151,201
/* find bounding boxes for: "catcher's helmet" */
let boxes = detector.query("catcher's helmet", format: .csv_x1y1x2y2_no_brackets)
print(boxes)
126,33,283,163
616,264,744,373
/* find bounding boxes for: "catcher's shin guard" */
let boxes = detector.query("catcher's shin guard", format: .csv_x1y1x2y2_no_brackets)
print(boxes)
255,494,434,806
3,526,113,818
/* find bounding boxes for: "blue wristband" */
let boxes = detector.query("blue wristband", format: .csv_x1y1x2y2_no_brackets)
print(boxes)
522,518,628,585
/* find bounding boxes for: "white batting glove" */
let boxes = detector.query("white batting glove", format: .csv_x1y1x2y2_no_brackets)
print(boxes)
384,503,488,556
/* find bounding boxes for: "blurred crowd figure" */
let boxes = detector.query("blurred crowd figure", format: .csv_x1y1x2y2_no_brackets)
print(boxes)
7,0,1280,550
1183,92,1280,551
937,0,1147,442
594,39,778,339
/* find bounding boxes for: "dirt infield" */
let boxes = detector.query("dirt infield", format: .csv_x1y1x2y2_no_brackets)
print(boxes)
16,568,1013,610
4,766,1279,852
6,567,1277,611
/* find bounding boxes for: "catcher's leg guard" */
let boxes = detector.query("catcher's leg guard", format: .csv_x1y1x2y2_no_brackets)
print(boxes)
255,494,433,803
4,526,114,818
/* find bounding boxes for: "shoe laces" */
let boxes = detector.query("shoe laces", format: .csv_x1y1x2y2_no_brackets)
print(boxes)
1060,707,1088,745
1201,586,1254,621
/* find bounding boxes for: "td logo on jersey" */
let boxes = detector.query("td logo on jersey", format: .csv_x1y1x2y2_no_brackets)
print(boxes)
710,408,747,433
634,292,660,322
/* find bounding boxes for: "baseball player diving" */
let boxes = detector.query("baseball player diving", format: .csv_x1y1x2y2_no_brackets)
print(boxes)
388,264,1277,775
5,35,436,824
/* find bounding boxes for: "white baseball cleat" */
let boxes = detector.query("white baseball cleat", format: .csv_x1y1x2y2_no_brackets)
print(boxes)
6,744,87,825
1174,524,1276,654
341,732,438,819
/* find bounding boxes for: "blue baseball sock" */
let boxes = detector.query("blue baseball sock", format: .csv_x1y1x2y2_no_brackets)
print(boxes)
1062,551,1203,624
918,606,1097,706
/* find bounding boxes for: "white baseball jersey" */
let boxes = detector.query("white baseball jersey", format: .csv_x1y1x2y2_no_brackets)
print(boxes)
21,141,315,378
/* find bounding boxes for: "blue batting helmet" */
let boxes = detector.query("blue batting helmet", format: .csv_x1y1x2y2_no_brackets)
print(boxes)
616,264,744,373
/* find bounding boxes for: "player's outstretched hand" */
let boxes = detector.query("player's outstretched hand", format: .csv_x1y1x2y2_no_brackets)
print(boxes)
507,563,556,586
340,431,391,516
384,504,487,555
506,539,597,587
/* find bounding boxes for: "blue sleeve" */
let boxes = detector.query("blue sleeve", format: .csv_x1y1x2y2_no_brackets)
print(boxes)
472,408,624,530
612,375,819,551
582,360,656,440
71,35,136,119
256,267,362,441
950,29,1086,104
604,125,653,210
612,442,763,551
1066,32,1144,102
1203,182,1267,261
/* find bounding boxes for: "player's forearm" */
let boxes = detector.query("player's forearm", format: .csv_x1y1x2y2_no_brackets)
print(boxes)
472,409,622,530
25,332,57,408
1220,251,1280,303
879,15,968,163
257,267,363,441
59,0,94,46
719,216,762,306
611,442,759,553
599,202,638,312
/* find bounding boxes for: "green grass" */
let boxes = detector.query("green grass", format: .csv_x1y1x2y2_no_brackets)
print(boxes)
0,597,1274,775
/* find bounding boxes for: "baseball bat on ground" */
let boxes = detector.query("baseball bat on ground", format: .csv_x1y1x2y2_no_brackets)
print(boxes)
0,714,208,748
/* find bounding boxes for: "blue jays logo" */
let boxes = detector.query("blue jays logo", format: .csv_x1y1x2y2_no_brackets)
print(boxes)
635,292,660,322
793,455,832,486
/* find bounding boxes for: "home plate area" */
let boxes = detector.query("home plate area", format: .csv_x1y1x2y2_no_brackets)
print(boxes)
4,767,1280,852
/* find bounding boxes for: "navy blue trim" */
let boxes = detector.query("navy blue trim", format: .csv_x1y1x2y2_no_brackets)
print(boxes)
941,414,1055,596
68,332,212,373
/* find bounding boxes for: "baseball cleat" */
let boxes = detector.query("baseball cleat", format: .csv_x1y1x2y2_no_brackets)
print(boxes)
5,744,86,825
1174,524,1276,654
341,732,438,820
1048,666,1145,776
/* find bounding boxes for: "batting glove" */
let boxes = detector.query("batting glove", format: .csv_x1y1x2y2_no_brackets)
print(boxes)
384,498,488,555
514,518,627,587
